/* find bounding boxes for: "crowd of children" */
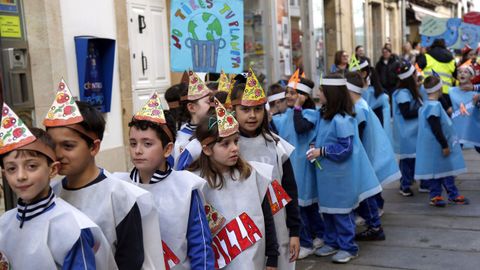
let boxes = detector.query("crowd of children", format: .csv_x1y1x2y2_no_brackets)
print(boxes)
1,44,479,269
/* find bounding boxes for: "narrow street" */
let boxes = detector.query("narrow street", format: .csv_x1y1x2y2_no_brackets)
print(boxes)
297,149,480,270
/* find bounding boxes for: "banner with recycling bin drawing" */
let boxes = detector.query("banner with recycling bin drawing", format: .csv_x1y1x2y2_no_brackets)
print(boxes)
170,0,244,73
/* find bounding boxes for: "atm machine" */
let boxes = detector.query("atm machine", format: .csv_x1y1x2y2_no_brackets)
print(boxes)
0,0,34,211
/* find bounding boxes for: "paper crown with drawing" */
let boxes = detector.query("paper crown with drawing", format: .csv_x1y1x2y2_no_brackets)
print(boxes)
235,68,266,106
186,70,211,101
133,91,174,141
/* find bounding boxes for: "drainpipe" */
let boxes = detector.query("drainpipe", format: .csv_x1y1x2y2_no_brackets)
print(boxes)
401,0,407,43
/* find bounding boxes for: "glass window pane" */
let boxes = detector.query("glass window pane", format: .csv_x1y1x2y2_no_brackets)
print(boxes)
312,0,326,86
353,0,366,48
244,0,268,85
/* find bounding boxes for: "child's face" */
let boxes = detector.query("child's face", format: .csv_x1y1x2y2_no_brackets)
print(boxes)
457,67,472,84
47,127,97,176
275,99,288,114
2,151,59,203
318,87,327,105
235,105,265,135
129,127,172,172
285,87,298,107
189,95,211,120
208,133,240,171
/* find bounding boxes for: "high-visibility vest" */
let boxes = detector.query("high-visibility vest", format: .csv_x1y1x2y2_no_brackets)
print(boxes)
423,53,455,94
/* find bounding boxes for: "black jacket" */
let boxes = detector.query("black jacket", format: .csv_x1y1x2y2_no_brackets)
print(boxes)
375,55,399,94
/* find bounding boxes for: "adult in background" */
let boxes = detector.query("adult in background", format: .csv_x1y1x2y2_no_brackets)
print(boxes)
330,50,349,76
355,45,371,66
416,38,455,107
401,42,416,65
375,46,399,96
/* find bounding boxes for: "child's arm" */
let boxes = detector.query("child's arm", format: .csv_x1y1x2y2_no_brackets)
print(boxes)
115,203,144,269
427,116,450,156
62,229,96,269
281,159,300,262
186,190,215,270
293,109,315,134
358,121,366,142
398,102,419,119
262,195,279,268
308,136,354,162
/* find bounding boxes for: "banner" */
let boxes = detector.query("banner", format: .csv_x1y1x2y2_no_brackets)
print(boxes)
449,87,480,146
420,16,480,49
170,0,244,73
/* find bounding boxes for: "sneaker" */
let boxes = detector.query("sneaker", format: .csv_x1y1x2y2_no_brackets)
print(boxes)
399,187,414,197
355,227,386,241
331,250,358,263
378,208,385,217
448,195,470,205
418,187,429,193
313,237,324,249
314,245,338,257
430,196,447,207
298,247,314,259
355,215,366,226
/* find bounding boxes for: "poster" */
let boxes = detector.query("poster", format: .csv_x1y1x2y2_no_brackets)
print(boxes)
420,16,480,49
0,0,17,13
170,0,244,73
0,15,21,38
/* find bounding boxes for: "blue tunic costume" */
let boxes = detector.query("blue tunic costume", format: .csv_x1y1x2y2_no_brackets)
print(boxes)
354,98,401,186
313,113,382,214
273,108,318,206
361,86,393,144
415,100,467,179
449,87,480,146
392,88,420,158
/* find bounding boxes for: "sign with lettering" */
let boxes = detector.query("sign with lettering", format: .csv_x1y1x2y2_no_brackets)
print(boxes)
266,179,292,215
211,212,262,268
170,0,244,73
162,241,180,270
420,16,480,49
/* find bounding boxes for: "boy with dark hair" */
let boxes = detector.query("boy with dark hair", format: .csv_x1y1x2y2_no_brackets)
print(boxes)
114,92,214,270
44,79,165,270
0,103,116,269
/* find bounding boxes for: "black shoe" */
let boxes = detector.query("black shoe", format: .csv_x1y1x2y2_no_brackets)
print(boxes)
355,227,386,241
399,187,414,197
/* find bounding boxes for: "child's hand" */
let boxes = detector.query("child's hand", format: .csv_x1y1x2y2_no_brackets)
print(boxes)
442,147,450,156
266,267,277,270
289,236,300,262
447,107,453,116
306,148,320,160
473,94,480,104
461,83,474,91
295,94,307,107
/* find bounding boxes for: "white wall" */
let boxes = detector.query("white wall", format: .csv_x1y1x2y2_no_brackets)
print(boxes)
59,0,123,150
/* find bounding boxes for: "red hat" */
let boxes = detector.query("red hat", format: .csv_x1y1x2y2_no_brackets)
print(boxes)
462,45,472,55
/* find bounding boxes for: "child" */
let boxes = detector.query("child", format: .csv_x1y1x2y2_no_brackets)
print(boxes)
165,83,186,131
449,65,480,147
174,71,212,166
307,74,381,263
273,75,325,259
115,92,215,269
189,97,279,269
267,83,288,133
44,79,165,270
415,76,469,206
391,61,423,197
345,71,400,240
0,104,116,269
231,69,301,269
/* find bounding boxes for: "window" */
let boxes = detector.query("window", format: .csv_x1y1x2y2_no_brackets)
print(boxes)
353,0,366,48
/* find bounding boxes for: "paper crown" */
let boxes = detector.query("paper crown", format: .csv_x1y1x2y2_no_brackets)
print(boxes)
240,68,266,106
134,91,174,141
459,60,475,75
349,57,369,72
43,79,83,127
218,70,233,93
43,79,99,141
213,97,238,138
0,103,56,161
187,70,211,101
287,69,305,91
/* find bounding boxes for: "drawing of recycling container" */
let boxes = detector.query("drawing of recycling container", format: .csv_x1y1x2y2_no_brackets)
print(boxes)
186,12,225,72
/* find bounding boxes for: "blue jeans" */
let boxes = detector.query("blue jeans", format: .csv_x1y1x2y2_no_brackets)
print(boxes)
429,176,459,200
299,204,325,248
357,195,381,229
399,158,415,190
374,192,384,209
323,213,358,254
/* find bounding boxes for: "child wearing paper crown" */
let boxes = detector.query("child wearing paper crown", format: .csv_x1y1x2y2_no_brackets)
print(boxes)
174,71,212,166
273,72,325,260
415,76,469,207
189,97,279,269
391,61,423,197
0,104,116,269
449,64,480,147
230,69,301,270
112,92,215,270
345,71,401,241
267,83,288,134
44,79,165,270
306,74,381,263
